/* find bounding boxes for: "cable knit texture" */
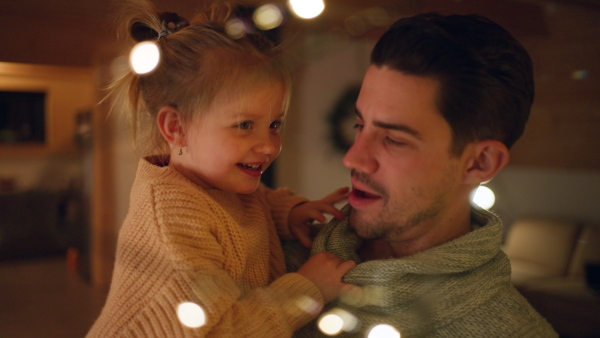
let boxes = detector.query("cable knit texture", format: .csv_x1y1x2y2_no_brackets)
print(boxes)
87,156,323,337
287,205,558,337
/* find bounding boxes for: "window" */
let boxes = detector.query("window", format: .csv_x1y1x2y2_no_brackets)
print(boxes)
0,90,46,144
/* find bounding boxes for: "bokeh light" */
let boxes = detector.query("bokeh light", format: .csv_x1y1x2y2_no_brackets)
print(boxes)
253,4,284,30
129,41,160,74
344,16,367,36
470,185,496,210
288,0,325,19
572,69,589,80
110,55,129,80
368,324,401,338
318,313,344,335
317,308,358,335
177,302,206,328
363,7,391,27
225,18,247,39
295,296,321,315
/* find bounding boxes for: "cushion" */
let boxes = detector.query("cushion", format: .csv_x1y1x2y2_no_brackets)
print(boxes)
504,217,582,282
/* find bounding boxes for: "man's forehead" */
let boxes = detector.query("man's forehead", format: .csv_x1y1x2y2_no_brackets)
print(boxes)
358,68,440,113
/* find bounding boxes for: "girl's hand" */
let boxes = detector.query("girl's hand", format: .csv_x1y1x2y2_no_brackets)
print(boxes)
297,252,356,303
288,187,350,248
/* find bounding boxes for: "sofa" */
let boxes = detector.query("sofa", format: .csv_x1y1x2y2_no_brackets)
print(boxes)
503,216,600,337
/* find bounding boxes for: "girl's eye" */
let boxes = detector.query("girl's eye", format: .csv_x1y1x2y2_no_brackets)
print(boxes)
353,123,364,131
238,121,253,130
270,120,283,129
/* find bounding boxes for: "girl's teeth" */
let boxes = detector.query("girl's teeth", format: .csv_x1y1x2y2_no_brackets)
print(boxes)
242,164,260,170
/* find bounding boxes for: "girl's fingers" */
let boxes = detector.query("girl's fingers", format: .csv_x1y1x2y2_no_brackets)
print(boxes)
337,260,357,273
307,209,327,223
321,204,345,220
321,187,350,203
297,232,313,248
311,203,345,221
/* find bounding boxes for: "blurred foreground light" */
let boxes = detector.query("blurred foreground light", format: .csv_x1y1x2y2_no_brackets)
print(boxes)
130,41,160,74
254,4,284,30
317,308,358,335
364,7,391,26
318,313,344,335
177,302,206,328
344,16,367,36
295,296,321,315
572,69,589,80
368,324,400,338
225,18,247,39
288,0,325,19
110,55,129,79
470,185,495,210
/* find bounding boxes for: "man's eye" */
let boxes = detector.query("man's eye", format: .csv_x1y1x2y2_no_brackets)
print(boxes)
386,137,407,146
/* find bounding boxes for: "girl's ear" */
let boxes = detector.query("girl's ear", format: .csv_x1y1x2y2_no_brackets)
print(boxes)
157,106,184,146
463,140,510,184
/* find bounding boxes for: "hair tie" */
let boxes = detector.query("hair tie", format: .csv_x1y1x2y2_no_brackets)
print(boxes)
158,12,189,40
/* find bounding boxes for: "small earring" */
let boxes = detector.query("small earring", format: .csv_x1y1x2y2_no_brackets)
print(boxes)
178,147,183,155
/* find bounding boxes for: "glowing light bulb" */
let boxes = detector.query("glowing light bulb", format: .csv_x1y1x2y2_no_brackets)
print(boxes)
471,185,496,210
177,302,206,328
129,41,160,74
253,4,284,30
368,324,401,338
288,0,325,19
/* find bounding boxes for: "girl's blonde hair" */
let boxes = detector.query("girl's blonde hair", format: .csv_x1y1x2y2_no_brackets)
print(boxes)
110,0,291,157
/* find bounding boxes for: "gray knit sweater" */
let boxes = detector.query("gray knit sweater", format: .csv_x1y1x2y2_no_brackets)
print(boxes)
287,205,558,337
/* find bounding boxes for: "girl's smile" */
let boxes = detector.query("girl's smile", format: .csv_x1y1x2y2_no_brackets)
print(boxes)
237,162,267,178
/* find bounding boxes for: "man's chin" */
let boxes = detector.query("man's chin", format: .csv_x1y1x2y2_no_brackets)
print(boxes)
348,209,382,239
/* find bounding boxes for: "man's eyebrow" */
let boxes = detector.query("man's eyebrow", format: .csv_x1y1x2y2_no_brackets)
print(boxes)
355,108,421,139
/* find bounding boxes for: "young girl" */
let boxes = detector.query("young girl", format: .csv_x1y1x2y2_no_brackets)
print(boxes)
87,1,355,337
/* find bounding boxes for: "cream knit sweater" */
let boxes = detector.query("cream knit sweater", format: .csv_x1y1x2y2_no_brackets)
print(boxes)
87,156,323,337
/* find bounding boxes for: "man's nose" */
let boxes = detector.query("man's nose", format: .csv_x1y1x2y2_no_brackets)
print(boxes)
342,133,378,173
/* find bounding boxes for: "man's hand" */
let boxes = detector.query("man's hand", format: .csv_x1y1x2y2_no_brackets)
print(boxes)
288,187,350,248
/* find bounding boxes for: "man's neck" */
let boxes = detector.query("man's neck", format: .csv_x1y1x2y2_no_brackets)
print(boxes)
358,212,472,261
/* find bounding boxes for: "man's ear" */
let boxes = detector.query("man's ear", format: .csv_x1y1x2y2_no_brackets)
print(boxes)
157,106,184,146
463,140,510,184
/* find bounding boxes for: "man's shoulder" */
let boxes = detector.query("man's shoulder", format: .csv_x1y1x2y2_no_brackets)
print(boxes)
445,286,558,337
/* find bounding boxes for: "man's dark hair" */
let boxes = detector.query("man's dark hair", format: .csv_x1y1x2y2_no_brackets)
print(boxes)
371,13,534,155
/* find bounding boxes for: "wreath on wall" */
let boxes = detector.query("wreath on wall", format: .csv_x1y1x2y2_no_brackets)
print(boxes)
327,85,362,154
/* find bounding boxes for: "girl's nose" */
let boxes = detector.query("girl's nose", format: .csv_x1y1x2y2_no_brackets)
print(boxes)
254,133,280,156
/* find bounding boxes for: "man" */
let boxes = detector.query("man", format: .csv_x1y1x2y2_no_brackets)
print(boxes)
290,12,557,337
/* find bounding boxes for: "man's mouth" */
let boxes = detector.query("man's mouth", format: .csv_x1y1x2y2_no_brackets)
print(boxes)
348,176,384,209
352,188,381,199
348,187,382,209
